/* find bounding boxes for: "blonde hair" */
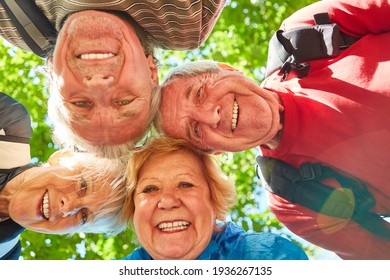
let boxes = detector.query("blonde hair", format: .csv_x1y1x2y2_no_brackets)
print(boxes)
122,136,237,226
22,154,128,236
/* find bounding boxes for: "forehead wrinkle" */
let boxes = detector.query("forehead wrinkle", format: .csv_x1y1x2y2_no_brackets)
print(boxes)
183,83,194,140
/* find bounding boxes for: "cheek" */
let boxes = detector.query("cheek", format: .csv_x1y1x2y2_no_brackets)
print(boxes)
25,218,76,235
133,198,153,230
193,199,215,229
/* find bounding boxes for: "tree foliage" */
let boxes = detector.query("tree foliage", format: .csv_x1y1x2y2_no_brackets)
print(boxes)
1,0,334,260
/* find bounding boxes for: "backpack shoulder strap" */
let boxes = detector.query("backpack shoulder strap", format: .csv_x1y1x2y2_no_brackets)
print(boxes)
265,12,359,80
0,0,57,57
256,156,390,240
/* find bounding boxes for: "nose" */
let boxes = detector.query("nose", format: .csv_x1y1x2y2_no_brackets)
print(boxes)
194,104,221,128
60,195,81,217
83,74,115,92
83,74,116,114
157,191,182,210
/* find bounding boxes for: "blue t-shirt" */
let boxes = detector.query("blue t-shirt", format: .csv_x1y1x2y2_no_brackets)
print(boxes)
122,221,308,260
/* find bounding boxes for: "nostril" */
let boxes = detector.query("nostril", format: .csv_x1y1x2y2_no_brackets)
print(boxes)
83,75,114,88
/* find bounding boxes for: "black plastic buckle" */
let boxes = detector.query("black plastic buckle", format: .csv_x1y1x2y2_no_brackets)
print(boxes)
299,163,316,180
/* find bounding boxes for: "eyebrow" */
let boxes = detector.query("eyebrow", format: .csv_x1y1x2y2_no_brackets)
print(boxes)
185,126,192,140
118,110,137,119
185,84,194,101
137,176,161,185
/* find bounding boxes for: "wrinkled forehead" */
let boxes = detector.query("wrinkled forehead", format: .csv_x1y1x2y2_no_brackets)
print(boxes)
160,78,191,137
162,75,195,95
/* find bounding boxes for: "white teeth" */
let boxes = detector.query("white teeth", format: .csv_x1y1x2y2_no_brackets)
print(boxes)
42,191,50,219
158,221,190,232
80,53,115,60
232,100,238,131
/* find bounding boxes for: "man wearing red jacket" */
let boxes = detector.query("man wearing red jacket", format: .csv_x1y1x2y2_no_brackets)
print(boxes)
158,0,390,259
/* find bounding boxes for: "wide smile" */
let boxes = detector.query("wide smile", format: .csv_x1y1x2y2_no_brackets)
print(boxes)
77,52,116,60
157,220,191,233
232,99,239,131
41,190,50,220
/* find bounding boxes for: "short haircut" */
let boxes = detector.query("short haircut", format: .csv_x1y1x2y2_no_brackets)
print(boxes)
46,10,160,158
154,60,221,133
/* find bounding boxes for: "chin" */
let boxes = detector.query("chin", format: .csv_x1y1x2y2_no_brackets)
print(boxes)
154,249,193,260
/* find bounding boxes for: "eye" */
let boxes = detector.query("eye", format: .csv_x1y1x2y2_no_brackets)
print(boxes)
179,182,194,188
195,88,204,104
72,101,92,108
140,185,159,194
115,100,131,106
80,177,87,196
79,208,89,225
193,123,200,138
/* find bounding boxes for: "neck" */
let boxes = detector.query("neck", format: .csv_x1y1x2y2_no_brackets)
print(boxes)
263,103,284,150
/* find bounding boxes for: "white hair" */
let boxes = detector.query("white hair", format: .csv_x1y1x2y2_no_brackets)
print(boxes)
161,60,221,86
46,10,160,159
23,153,129,236
47,84,160,159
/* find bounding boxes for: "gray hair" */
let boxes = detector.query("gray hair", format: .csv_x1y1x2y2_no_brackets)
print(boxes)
154,60,222,133
46,11,159,159
61,153,128,236
47,85,160,159
21,153,129,236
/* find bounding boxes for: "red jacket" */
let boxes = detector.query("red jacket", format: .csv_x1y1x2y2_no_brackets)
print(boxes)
260,0,390,260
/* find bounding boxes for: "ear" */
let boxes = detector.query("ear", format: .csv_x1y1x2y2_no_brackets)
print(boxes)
147,55,159,85
217,62,242,73
47,149,74,166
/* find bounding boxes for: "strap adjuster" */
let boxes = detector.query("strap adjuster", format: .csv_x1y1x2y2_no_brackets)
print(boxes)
299,163,316,180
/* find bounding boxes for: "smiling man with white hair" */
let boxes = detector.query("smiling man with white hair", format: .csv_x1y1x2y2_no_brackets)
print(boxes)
157,0,390,260
0,1,226,158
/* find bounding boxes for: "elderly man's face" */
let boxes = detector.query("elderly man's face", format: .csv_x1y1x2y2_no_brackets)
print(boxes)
160,68,283,152
50,10,158,146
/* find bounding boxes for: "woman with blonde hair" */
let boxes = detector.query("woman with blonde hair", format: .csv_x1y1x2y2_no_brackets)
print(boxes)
121,136,308,260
